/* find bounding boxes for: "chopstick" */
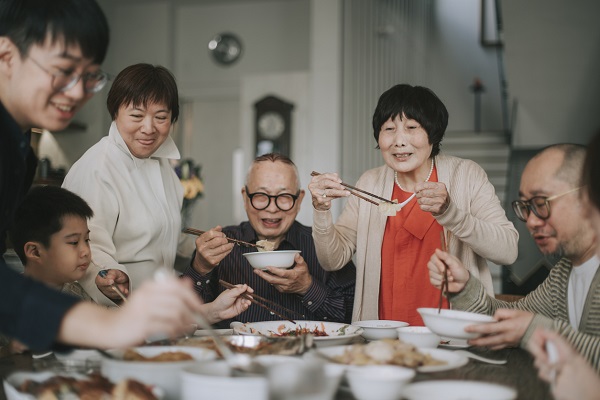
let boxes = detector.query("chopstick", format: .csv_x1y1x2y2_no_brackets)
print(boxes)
182,227,265,249
97,269,128,303
437,231,449,313
219,279,305,324
311,171,395,204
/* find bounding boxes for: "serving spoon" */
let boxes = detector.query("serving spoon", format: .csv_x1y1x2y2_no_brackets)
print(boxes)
454,350,507,365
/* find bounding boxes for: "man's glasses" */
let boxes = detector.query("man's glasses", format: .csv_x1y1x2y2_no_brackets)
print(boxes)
511,187,581,222
245,186,300,211
29,57,109,94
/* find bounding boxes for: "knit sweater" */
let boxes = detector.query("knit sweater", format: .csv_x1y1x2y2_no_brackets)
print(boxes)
451,257,600,371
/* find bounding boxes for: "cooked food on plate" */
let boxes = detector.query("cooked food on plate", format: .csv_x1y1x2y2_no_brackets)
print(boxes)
269,323,330,337
332,339,446,368
18,374,157,399
123,348,193,362
256,239,275,252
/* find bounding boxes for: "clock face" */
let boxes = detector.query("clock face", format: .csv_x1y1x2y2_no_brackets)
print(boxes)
208,33,243,66
258,112,285,140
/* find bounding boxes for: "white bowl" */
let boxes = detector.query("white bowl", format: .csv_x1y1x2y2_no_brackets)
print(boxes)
352,320,409,341
346,365,415,400
101,346,216,399
418,308,496,340
403,380,517,400
242,250,301,270
181,361,268,400
397,326,441,348
231,320,363,347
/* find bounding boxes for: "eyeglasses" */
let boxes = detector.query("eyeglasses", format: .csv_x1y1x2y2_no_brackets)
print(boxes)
511,187,582,222
245,186,300,211
29,57,109,94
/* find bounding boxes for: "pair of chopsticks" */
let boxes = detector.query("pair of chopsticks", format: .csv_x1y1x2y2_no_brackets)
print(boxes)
311,171,395,205
183,227,265,249
219,279,304,324
97,268,128,303
437,231,450,313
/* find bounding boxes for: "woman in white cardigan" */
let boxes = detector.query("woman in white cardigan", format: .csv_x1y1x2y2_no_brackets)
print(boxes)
309,84,518,324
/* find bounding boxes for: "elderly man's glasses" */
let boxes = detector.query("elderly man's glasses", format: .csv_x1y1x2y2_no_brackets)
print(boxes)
245,186,300,211
29,57,109,94
511,187,581,222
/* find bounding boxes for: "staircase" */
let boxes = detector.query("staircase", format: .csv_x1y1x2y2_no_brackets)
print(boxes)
441,130,512,293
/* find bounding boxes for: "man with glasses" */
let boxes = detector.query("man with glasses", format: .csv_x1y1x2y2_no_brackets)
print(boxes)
184,153,356,325
427,144,600,368
0,0,211,353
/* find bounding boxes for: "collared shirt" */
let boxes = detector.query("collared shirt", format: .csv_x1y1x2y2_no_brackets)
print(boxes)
183,221,356,327
0,100,79,351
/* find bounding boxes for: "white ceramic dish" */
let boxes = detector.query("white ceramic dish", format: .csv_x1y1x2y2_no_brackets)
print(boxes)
418,308,496,340
403,380,517,400
438,338,470,349
101,346,216,400
397,326,441,348
311,345,468,373
346,365,415,400
231,320,363,347
352,320,409,341
242,250,301,270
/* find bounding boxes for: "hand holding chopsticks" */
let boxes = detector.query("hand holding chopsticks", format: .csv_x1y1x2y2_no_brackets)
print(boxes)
183,227,266,249
310,171,395,205
437,231,450,313
97,268,128,303
219,279,304,324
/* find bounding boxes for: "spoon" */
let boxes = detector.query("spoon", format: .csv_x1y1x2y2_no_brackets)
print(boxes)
454,350,507,365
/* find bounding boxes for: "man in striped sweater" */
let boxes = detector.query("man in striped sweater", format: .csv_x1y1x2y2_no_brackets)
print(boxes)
428,143,600,370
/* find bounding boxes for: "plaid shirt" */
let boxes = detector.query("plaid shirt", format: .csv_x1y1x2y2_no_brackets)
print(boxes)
183,221,355,327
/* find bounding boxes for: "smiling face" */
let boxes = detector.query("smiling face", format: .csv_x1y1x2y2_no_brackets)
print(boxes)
0,35,100,132
243,160,305,247
378,114,433,182
519,149,595,264
26,215,91,288
115,101,172,159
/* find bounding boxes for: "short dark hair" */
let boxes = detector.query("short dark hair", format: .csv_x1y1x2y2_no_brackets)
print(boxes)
372,84,448,157
583,131,600,210
106,63,180,123
10,186,94,264
0,0,109,64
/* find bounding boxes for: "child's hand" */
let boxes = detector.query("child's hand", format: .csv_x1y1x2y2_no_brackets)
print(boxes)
95,269,130,303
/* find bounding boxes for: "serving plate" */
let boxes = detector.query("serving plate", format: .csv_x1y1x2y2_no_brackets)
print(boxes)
231,320,362,347
403,380,517,400
176,334,312,356
311,344,468,373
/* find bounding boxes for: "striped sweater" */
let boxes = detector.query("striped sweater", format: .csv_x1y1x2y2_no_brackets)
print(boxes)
451,258,600,371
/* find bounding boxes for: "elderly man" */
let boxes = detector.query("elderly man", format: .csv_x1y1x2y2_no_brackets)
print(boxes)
428,144,600,370
184,153,356,326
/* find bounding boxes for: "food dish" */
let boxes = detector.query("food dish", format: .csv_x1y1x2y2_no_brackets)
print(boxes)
101,346,216,399
176,334,312,356
346,365,415,400
438,338,470,349
242,250,301,269
418,307,496,340
352,320,409,341
231,320,363,347
312,342,468,373
403,380,517,400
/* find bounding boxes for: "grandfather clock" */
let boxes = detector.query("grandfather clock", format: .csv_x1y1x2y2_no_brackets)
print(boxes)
254,95,294,157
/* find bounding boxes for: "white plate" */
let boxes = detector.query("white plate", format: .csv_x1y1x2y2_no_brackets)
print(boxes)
230,320,363,347
311,345,468,373
403,380,517,400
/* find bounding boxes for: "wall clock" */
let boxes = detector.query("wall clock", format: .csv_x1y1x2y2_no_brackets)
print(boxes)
254,95,294,157
208,33,243,66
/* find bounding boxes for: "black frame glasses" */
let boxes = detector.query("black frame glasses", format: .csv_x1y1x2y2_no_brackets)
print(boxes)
29,57,109,94
245,186,300,211
511,187,581,222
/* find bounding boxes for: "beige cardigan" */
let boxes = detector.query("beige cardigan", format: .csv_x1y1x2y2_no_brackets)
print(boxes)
312,154,519,322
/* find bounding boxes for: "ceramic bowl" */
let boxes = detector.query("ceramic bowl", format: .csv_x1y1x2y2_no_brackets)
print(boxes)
403,380,517,400
418,308,496,340
352,320,409,341
101,346,216,399
242,250,301,270
397,326,441,348
346,365,415,400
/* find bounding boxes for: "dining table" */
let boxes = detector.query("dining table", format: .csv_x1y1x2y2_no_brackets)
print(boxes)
0,344,552,400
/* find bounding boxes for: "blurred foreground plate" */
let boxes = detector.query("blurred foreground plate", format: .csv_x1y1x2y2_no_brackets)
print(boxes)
403,380,517,400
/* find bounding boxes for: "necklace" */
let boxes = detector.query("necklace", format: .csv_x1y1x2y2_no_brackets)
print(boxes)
394,157,435,193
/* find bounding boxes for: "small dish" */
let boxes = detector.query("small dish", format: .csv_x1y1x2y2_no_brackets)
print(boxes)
242,250,301,270
346,365,415,400
397,326,440,348
352,320,409,341
418,308,496,340
403,380,517,400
